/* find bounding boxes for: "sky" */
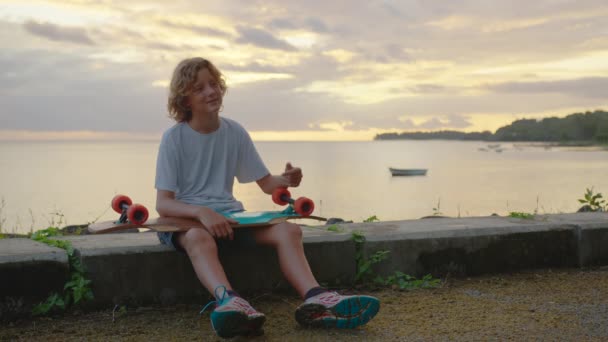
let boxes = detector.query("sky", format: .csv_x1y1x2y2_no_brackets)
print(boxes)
1,0,607,141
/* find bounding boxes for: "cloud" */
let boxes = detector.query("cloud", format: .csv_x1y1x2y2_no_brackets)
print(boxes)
443,114,472,128
268,16,330,33
418,117,447,129
269,18,296,30
354,44,412,64
304,17,329,33
408,84,447,94
485,77,608,99
384,44,411,61
144,41,200,52
2,1,608,139
0,49,169,132
417,115,472,129
222,61,283,73
287,52,347,82
23,20,95,45
157,20,232,38
380,1,406,18
235,26,297,51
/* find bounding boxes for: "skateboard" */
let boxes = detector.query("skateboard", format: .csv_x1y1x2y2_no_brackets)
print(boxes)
88,188,326,234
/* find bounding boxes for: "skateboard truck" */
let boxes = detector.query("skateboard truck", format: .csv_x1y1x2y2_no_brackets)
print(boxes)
111,194,149,225
271,188,315,217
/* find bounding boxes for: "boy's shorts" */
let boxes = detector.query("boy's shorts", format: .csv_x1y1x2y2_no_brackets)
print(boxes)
157,223,257,253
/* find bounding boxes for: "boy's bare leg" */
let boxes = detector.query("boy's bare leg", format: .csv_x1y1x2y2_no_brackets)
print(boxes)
253,223,381,329
176,228,233,295
252,222,319,297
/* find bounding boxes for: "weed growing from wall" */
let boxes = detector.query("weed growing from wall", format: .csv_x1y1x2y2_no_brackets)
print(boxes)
508,212,535,219
30,227,93,315
578,188,606,212
351,230,441,290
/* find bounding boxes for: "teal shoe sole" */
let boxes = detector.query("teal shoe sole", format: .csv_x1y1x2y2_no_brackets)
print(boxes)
295,295,380,329
211,311,265,338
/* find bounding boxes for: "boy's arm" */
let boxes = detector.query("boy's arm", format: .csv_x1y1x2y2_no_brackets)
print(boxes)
256,162,303,194
156,190,236,240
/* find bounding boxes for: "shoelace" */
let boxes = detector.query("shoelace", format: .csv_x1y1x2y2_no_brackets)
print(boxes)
199,285,229,315
312,291,343,306
199,285,259,316
229,296,259,316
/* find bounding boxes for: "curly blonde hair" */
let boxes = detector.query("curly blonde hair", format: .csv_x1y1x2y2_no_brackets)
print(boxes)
167,57,227,122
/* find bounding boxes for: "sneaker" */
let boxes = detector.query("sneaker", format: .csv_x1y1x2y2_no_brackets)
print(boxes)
295,291,380,329
201,286,265,338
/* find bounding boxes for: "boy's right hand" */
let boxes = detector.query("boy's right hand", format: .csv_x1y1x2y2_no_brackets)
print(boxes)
197,207,238,240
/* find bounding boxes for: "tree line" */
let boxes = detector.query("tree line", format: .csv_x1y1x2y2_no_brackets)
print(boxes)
374,110,608,143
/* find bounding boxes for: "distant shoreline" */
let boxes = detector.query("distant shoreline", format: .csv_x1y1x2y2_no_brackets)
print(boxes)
375,110,608,146
376,139,607,146
374,139,608,151
505,141,608,151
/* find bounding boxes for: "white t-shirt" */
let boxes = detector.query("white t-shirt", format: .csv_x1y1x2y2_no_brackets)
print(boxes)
155,117,269,212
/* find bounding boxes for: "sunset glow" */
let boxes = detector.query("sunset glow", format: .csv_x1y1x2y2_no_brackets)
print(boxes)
1,1,607,141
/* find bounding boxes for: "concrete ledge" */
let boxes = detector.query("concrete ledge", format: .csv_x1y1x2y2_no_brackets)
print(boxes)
1,213,606,312
59,232,356,307
0,239,69,320
340,217,579,277
60,234,200,307
545,213,608,266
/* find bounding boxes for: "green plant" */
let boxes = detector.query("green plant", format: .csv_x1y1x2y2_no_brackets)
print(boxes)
509,211,535,219
350,231,443,292
578,188,606,212
351,231,365,244
374,272,441,290
32,293,66,315
31,227,93,315
363,215,379,223
357,250,390,282
326,224,344,233
351,231,390,283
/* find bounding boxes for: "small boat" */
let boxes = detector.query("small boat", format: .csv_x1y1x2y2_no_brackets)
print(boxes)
389,168,428,176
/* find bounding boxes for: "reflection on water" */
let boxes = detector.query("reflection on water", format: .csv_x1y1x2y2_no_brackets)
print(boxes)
0,140,606,233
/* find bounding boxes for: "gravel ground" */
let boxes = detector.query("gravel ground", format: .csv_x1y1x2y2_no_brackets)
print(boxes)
2,267,607,341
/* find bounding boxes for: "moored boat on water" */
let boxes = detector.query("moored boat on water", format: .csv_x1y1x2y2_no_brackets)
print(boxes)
389,168,428,176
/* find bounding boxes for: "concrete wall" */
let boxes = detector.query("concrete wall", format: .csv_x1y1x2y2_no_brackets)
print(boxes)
1,213,606,319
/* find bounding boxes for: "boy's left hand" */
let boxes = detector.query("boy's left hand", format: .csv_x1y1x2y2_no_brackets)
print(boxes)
281,162,302,187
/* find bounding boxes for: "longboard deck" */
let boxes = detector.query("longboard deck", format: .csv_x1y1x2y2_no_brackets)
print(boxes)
88,211,327,234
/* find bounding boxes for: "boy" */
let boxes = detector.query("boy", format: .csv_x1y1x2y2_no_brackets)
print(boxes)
155,57,380,338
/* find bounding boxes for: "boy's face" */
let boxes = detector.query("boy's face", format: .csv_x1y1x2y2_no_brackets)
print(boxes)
185,68,223,116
